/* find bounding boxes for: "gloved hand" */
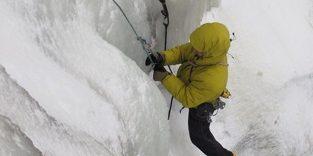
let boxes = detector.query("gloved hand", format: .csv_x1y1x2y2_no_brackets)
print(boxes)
159,0,166,3
153,64,169,81
153,64,166,72
145,52,164,66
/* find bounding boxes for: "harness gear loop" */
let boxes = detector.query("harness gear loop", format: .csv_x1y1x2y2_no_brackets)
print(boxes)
230,32,237,42
221,89,231,99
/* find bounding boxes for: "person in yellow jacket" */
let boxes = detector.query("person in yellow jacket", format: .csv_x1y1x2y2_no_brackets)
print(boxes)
146,22,235,156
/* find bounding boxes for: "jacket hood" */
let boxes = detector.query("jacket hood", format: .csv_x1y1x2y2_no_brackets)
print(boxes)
190,22,230,65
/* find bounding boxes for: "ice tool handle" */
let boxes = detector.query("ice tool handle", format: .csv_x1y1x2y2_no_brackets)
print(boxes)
137,37,157,66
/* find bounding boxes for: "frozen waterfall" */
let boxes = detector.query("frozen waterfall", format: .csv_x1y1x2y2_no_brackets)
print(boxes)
1,0,313,155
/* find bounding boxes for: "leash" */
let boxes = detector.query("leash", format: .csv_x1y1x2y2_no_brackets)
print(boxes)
158,0,175,120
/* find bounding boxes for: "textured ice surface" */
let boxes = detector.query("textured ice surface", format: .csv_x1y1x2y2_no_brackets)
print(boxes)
1,0,313,155
0,0,170,155
0,116,42,156
0,66,119,155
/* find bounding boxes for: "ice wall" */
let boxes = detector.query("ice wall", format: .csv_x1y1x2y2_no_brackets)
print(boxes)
0,66,114,155
3,0,312,155
0,115,42,156
98,0,210,71
0,0,171,155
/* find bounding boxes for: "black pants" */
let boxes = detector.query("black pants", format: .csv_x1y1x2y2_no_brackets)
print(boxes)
188,104,233,156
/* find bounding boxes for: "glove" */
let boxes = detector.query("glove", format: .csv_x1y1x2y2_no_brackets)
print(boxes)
153,64,166,72
153,71,169,81
159,0,166,3
153,64,169,81
145,52,164,66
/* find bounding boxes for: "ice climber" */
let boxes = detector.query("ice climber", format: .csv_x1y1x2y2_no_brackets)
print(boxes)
146,22,235,156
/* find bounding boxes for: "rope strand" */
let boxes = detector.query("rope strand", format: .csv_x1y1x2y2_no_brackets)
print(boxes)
111,0,155,65
112,0,175,120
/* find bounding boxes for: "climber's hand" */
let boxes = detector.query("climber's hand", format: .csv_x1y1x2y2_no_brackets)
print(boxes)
153,71,169,81
153,64,169,81
159,0,166,3
145,52,164,66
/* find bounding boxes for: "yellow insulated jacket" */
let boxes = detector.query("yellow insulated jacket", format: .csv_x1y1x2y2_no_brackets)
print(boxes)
160,22,230,108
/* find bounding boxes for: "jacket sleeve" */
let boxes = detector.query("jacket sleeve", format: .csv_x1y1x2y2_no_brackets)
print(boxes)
160,43,192,65
161,74,220,108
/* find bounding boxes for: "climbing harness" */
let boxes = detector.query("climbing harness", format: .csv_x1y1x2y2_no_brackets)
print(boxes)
191,98,226,123
167,32,235,120
172,61,231,120
111,0,155,65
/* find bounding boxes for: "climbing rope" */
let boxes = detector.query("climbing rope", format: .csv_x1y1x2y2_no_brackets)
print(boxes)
111,0,155,65
112,0,175,120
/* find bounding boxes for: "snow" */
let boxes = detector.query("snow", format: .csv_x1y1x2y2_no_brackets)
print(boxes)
0,0,169,155
0,0,313,155
0,65,116,155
